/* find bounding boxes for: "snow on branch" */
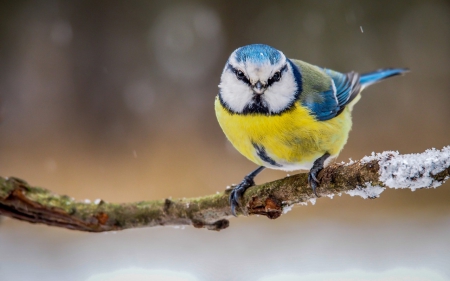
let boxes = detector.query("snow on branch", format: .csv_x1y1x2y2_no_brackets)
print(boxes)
0,146,449,231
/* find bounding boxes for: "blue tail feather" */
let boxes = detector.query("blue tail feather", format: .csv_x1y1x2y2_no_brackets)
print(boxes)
359,68,409,87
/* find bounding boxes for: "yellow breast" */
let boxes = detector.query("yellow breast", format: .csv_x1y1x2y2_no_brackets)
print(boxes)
215,96,354,171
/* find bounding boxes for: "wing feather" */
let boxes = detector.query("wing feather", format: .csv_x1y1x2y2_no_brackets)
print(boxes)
290,60,361,121
307,69,361,121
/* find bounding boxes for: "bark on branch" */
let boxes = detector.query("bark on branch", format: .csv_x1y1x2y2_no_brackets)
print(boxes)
1,147,449,231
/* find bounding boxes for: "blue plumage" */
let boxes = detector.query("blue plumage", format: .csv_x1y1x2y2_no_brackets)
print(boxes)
301,86,341,121
302,69,359,121
359,68,409,87
234,44,282,65
304,68,408,121
328,71,356,105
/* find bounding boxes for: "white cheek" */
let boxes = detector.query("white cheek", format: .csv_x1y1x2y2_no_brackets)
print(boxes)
219,71,253,112
263,73,298,113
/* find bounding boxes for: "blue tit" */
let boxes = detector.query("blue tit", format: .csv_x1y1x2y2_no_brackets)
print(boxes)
215,44,408,216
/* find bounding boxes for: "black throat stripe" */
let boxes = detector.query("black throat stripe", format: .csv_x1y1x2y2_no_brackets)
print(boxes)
252,142,282,167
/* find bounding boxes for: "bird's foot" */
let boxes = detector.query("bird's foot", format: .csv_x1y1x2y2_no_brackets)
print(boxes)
229,176,255,217
308,168,321,197
308,152,330,197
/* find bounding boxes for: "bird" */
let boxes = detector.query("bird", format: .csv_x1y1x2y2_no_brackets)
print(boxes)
215,44,408,216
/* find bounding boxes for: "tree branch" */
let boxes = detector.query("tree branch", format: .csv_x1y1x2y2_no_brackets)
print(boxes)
1,147,449,231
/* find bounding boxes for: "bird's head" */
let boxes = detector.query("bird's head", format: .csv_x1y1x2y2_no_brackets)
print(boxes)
218,44,300,115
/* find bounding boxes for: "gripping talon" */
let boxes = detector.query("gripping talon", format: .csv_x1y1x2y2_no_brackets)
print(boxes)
229,166,265,216
229,177,254,216
309,172,319,183
230,200,237,216
308,173,320,197
308,152,330,198
311,180,319,197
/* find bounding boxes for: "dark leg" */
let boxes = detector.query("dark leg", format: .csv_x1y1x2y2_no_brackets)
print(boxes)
308,153,330,197
229,166,265,216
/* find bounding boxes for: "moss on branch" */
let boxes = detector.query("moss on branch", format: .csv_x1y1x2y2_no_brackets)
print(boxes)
1,147,449,231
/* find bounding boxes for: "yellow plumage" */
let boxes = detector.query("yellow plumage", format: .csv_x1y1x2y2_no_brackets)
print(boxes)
215,58,361,171
215,94,360,171
216,44,406,213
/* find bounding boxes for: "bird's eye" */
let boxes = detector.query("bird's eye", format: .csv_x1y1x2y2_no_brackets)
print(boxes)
272,71,281,82
236,70,245,80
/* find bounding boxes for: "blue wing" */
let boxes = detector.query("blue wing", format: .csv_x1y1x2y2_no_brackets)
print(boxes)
304,68,407,121
303,70,360,121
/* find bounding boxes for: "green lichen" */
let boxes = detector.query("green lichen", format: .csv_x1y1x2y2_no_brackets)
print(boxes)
2,151,448,232
0,177,11,198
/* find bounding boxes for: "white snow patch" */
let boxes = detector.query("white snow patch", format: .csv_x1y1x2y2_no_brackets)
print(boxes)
84,199,91,204
94,199,102,205
294,198,316,208
282,204,293,214
327,194,335,199
346,183,385,199
362,146,450,191
346,158,355,165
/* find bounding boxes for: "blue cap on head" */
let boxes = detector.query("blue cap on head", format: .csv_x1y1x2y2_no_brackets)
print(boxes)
234,44,282,65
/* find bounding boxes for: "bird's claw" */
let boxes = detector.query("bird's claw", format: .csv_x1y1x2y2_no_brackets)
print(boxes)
308,172,320,184
229,176,255,216
308,152,330,198
308,170,321,197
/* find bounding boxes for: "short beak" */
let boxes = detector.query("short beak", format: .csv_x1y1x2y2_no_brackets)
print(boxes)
253,81,266,94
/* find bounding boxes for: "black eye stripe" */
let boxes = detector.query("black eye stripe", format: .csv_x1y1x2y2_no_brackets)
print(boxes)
227,64,251,86
226,63,287,88
267,64,288,87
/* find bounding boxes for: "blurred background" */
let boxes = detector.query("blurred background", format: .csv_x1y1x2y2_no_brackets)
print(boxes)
0,0,449,280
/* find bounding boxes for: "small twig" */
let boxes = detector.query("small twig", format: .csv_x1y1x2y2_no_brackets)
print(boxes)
1,147,449,231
